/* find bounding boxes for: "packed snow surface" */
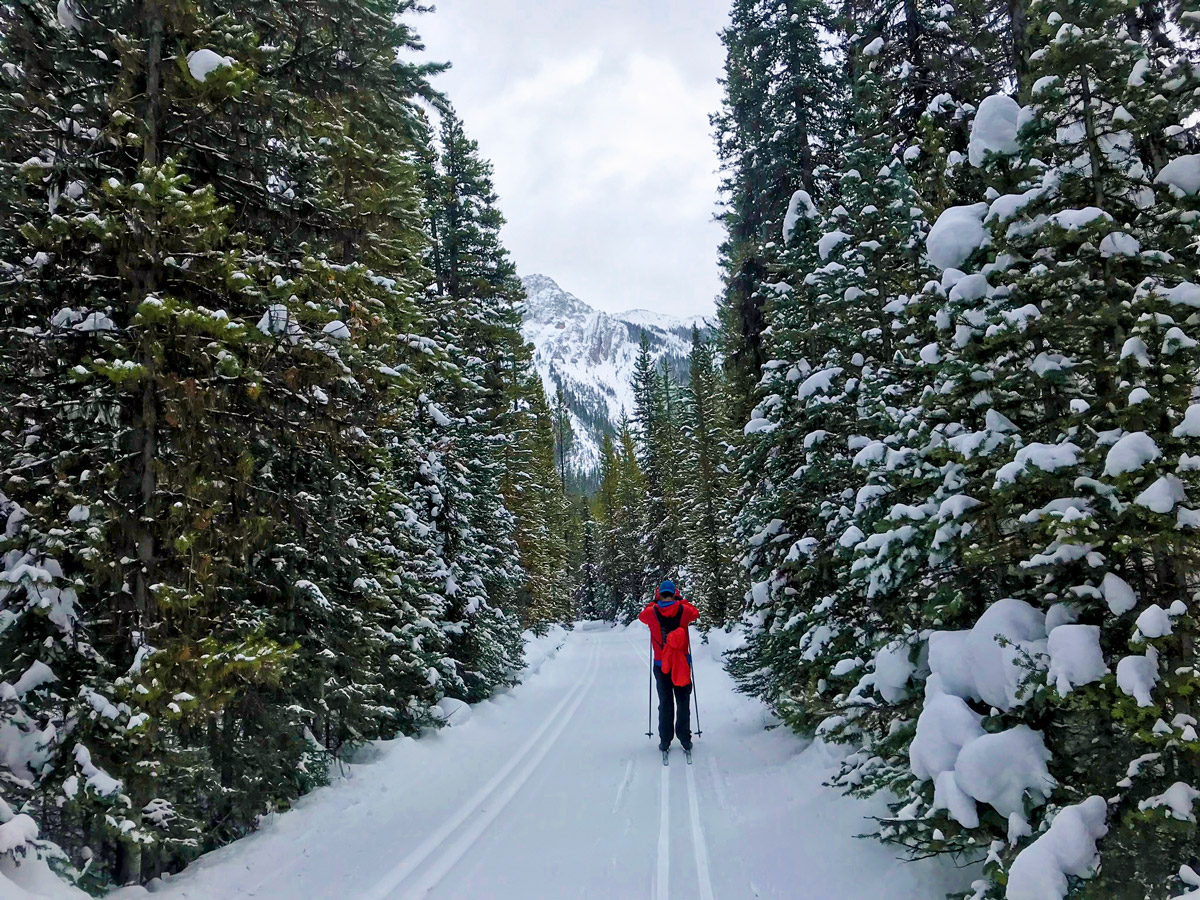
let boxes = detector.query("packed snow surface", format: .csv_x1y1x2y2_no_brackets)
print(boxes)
7,627,976,900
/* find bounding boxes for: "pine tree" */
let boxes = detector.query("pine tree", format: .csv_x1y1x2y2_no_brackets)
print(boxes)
631,334,687,582
552,389,575,489
713,0,843,423
572,504,605,620
0,1,530,887
591,434,624,622
592,422,650,622
680,328,741,625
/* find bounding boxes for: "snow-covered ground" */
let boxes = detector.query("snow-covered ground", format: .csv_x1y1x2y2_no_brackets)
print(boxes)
3,625,975,900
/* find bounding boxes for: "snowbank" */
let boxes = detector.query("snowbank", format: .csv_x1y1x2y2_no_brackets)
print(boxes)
520,623,570,677
1,855,90,900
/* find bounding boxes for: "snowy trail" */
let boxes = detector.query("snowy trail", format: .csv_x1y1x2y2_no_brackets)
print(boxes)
76,626,978,900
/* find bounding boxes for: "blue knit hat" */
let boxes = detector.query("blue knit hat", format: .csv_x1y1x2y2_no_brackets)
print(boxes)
659,579,676,597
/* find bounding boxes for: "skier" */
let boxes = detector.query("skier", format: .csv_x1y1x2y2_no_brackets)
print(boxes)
638,580,699,763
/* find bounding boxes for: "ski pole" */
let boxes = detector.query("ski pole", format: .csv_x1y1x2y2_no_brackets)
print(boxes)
646,664,654,739
692,657,702,738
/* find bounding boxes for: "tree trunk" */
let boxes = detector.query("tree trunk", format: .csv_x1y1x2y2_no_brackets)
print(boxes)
903,0,928,119
221,704,236,788
1009,0,1030,101
118,832,143,886
784,1,818,197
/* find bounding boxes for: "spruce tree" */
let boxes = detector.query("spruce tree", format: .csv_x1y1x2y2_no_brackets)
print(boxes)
680,328,741,625
0,1,528,887
713,0,842,422
631,334,686,582
420,107,571,633
811,4,1200,896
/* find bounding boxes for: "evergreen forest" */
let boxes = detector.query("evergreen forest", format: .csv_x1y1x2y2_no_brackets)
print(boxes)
3,0,1200,897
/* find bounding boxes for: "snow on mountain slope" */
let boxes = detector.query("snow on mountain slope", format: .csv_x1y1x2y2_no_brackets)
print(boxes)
520,274,710,477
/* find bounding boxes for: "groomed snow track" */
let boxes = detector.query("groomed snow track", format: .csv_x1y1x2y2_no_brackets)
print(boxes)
93,626,975,900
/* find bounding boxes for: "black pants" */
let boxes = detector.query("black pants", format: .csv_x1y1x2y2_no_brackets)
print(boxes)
654,666,692,750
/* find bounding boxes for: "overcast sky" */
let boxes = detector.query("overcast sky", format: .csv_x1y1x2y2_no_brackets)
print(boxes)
416,1,730,318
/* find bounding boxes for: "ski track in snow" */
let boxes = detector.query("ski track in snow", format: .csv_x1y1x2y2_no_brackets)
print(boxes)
634,629,715,900
655,763,670,900
706,752,729,812
685,763,716,900
612,758,635,814
391,644,602,900
79,626,978,900
366,642,601,900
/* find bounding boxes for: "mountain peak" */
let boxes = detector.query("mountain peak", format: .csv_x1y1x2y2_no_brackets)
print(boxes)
521,273,593,323
521,273,561,292
522,274,710,333
519,274,709,481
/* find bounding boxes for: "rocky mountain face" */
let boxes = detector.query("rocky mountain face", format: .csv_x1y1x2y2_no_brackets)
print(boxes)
520,274,709,479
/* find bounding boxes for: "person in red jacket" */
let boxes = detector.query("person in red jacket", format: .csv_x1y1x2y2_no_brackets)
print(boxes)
638,579,699,752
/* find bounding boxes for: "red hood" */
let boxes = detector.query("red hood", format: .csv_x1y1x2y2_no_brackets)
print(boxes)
661,628,692,686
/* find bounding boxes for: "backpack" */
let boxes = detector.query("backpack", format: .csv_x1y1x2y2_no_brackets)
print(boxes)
653,605,684,653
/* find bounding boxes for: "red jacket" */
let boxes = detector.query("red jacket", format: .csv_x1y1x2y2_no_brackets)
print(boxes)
638,596,699,680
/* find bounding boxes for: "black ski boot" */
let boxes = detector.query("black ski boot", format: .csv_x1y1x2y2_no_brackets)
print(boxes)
661,748,670,766
683,746,693,765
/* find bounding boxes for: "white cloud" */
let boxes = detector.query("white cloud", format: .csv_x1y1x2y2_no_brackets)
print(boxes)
416,0,729,318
